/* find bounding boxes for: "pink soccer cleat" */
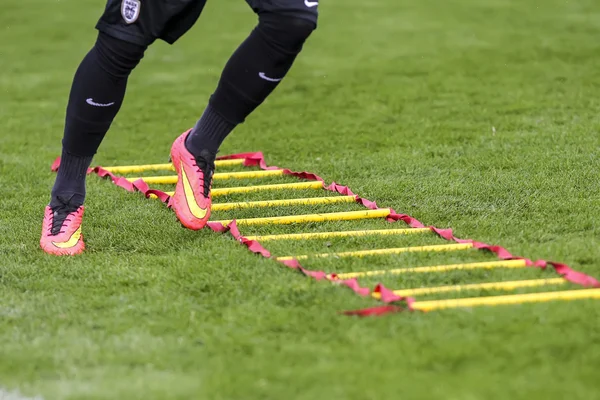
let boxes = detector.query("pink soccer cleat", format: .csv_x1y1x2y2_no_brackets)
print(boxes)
169,130,214,230
40,201,85,256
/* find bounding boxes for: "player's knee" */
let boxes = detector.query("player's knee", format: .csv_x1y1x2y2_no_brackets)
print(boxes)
258,14,317,55
94,32,147,79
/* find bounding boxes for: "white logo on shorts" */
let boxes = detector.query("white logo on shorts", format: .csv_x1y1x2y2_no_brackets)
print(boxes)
121,0,141,24
304,0,319,7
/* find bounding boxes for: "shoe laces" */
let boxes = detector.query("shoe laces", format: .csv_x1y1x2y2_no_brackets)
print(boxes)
49,196,80,236
192,152,215,197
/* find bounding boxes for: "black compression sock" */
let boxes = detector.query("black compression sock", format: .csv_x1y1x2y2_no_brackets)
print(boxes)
50,150,93,208
185,105,236,157
62,32,146,156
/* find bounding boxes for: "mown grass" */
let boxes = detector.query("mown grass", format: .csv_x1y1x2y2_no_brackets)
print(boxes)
1,0,600,399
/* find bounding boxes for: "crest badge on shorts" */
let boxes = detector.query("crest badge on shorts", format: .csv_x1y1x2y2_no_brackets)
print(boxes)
121,0,141,24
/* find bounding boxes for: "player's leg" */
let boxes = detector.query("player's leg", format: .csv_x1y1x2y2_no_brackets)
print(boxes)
53,33,147,208
41,32,147,256
186,1,319,156
170,0,318,230
41,0,205,255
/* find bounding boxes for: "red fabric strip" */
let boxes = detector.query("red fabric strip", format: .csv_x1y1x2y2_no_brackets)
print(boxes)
50,157,61,172
342,305,406,317
274,256,328,281
210,219,272,258
341,284,417,317
373,283,403,303
207,219,331,280
373,284,416,309
336,279,371,297
535,260,600,288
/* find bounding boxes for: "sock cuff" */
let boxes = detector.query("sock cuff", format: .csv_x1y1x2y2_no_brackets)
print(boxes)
208,85,252,125
187,105,237,156
58,150,93,176
201,105,236,138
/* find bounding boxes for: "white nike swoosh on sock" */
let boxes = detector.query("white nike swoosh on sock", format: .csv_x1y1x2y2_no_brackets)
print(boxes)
86,98,115,107
258,72,283,82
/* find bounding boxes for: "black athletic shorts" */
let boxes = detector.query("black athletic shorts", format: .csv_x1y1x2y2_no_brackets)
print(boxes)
96,0,319,46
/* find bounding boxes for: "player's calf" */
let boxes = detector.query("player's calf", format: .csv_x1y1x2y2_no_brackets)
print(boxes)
184,14,317,163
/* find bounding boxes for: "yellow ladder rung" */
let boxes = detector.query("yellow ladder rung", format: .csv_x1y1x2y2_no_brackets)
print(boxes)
412,288,600,312
101,159,244,174
245,228,431,242
276,243,473,261
332,259,528,280
148,181,324,199
212,195,355,211
215,209,391,227
128,169,284,184
373,278,566,298
212,181,323,196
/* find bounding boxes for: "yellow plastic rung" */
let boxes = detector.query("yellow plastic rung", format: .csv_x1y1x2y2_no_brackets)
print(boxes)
373,278,566,298
412,288,600,312
148,181,324,199
212,181,323,196
244,227,431,242
101,159,244,174
212,195,355,211
332,259,528,280
128,169,284,184
215,209,392,227
276,243,473,261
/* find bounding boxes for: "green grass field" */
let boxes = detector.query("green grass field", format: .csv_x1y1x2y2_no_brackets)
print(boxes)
2,0,600,399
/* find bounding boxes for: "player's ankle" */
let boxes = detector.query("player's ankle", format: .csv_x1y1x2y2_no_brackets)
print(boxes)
50,150,91,208
185,105,235,158
50,193,85,209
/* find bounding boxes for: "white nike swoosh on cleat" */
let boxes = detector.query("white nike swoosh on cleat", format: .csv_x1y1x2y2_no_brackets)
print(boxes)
258,72,283,82
304,0,318,7
86,98,115,107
